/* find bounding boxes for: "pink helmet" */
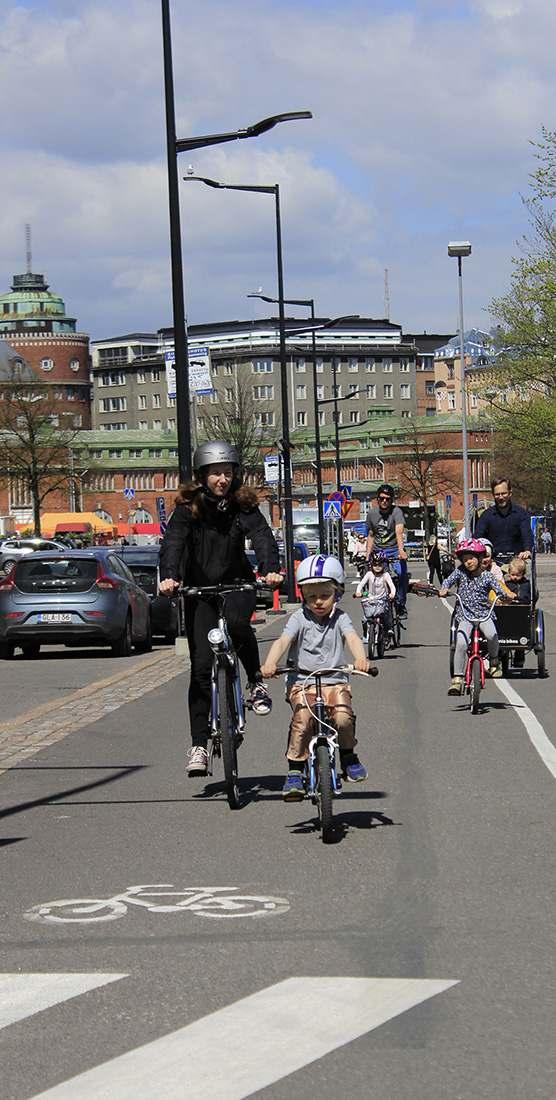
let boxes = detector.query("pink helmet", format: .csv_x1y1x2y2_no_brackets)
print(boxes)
455,537,487,558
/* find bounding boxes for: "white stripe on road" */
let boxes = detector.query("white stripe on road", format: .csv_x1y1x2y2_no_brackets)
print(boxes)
32,976,458,1099
0,972,127,1029
441,597,556,780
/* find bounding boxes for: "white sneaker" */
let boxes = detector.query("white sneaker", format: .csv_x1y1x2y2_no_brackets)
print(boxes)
187,745,208,776
247,681,272,716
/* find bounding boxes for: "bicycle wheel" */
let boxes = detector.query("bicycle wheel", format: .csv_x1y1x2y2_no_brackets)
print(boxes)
315,743,334,843
217,665,240,809
469,660,481,714
367,624,375,660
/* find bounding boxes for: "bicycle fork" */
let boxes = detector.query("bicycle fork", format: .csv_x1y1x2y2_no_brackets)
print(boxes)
306,694,342,797
465,626,485,689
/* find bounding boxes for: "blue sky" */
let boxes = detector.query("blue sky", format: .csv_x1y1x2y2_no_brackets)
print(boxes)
1,0,555,339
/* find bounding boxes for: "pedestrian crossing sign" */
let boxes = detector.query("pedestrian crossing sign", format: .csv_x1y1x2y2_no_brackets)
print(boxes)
323,500,342,520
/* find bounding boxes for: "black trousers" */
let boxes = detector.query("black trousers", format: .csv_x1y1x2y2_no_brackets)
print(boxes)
183,591,259,747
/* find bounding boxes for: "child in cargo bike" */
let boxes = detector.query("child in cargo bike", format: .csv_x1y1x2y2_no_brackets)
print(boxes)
439,538,516,695
353,550,396,643
261,554,372,801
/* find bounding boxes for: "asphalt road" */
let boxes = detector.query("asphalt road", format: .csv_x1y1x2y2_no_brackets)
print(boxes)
1,560,555,1099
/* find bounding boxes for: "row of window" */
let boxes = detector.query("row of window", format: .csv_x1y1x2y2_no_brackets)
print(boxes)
98,419,177,432
98,394,177,413
39,357,81,372
252,357,412,375
87,448,178,461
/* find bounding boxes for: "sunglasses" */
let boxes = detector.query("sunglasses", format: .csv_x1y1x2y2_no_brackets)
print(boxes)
377,495,392,501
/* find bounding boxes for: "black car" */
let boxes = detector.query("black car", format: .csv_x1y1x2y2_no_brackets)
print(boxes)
117,545,178,641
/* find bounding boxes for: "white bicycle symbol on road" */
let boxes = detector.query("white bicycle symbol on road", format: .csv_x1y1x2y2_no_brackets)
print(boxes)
24,885,290,924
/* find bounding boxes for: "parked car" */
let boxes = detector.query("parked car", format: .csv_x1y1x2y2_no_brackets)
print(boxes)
0,538,67,575
117,545,178,641
0,549,152,658
245,549,275,609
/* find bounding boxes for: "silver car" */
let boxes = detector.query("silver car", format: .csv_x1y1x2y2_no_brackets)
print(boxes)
0,538,66,575
0,548,152,658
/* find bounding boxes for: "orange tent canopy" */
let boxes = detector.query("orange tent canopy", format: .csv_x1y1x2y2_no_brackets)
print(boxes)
40,512,114,537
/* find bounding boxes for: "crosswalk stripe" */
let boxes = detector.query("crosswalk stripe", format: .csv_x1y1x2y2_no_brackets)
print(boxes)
0,972,128,1029
31,975,458,1099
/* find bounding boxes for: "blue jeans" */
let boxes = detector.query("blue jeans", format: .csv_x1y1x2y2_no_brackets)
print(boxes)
380,547,408,609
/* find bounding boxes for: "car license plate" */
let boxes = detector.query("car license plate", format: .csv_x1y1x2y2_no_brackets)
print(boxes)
38,613,72,623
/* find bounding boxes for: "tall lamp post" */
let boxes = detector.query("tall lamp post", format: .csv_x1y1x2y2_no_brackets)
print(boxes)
161,1,311,481
448,241,472,536
183,175,297,599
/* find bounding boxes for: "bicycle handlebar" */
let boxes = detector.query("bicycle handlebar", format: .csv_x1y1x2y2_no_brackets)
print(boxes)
178,581,258,597
273,664,379,678
449,592,501,623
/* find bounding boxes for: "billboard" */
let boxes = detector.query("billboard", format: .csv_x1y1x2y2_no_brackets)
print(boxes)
164,345,213,399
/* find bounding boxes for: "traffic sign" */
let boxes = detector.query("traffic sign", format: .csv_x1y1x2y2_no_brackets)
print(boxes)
340,484,353,500
123,487,135,500
445,494,452,510
155,496,167,522
328,490,346,502
324,500,342,520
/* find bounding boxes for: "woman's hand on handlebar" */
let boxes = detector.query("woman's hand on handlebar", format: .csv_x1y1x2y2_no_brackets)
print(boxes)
159,577,179,595
264,572,284,587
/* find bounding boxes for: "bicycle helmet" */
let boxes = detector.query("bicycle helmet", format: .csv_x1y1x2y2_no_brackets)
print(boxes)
296,554,345,592
193,440,240,476
455,538,487,558
371,550,387,566
376,483,395,499
479,538,493,553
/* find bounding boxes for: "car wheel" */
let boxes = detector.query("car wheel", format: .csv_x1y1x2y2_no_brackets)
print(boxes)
2,559,16,575
0,642,14,659
21,643,41,659
111,614,133,658
135,615,152,654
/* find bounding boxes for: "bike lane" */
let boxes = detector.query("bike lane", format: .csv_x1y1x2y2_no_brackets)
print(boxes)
0,595,554,1099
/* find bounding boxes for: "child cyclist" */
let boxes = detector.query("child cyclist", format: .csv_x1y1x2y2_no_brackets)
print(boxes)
353,550,396,641
261,555,373,801
439,538,516,695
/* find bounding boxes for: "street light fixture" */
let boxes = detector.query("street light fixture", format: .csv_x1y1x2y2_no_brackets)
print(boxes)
448,240,472,535
183,175,297,599
162,0,311,482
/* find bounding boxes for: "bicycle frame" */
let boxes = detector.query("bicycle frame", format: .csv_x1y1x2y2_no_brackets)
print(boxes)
304,672,342,797
454,594,500,692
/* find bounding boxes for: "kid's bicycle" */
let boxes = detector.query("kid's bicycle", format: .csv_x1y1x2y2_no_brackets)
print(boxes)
448,593,501,715
179,581,257,809
274,664,377,843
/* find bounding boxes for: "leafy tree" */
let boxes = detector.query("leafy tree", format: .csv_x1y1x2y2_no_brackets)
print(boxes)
487,127,556,500
392,422,461,540
0,371,82,535
194,373,273,483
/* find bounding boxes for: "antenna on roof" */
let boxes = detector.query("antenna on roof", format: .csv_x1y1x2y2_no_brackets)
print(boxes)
25,224,32,273
384,267,390,320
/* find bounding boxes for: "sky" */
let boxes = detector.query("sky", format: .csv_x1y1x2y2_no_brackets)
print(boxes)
1,0,555,340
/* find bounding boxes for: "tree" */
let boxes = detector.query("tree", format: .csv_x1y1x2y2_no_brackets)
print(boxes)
0,371,83,535
391,423,461,540
195,373,274,483
486,127,556,500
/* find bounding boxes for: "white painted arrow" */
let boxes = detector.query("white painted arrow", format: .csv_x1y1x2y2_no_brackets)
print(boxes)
31,975,459,1099
0,972,128,1029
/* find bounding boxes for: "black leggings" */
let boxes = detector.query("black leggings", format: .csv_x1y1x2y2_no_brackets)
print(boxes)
184,591,259,747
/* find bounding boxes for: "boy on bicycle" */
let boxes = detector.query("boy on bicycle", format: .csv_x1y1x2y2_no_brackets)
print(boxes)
354,550,396,641
261,555,372,801
439,538,516,695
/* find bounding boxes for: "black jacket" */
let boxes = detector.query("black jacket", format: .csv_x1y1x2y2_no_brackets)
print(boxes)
159,486,280,586
475,502,532,555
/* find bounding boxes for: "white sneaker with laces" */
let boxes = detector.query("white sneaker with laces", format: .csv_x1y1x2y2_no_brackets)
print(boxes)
248,681,272,716
187,745,208,776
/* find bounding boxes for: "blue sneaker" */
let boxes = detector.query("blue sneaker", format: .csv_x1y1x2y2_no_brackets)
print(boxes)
282,772,305,801
343,758,368,783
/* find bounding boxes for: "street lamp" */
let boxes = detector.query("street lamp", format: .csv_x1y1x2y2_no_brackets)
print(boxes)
161,0,311,482
183,175,296,599
448,241,472,535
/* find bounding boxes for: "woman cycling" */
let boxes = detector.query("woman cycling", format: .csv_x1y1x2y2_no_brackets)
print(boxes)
159,440,282,776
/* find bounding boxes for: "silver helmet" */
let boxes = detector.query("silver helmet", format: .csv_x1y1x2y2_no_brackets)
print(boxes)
192,440,240,478
296,554,345,590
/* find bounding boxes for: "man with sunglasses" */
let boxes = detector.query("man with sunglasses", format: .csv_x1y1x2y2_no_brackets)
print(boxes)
365,483,408,615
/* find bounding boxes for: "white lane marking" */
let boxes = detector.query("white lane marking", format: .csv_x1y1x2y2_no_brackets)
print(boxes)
24,885,290,924
0,972,127,1029
440,597,556,780
31,976,458,1100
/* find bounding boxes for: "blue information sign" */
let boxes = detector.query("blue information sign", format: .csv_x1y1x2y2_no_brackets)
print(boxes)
323,500,342,520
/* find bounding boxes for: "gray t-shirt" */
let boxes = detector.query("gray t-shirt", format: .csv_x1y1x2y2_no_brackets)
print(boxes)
283,605,355,685
366,505,405,549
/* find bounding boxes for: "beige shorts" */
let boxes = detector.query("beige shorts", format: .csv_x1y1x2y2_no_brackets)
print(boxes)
286,682,356,763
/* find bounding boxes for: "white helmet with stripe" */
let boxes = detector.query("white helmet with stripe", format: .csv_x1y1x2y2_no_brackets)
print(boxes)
296,554,345,590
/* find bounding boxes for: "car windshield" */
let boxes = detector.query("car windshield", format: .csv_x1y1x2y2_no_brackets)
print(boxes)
15,557,98,594
126,564,158,597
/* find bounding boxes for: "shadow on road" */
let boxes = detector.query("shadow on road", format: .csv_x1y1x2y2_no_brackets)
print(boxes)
0,765,145,822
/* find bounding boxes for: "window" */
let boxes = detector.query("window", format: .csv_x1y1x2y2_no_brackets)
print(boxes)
137,370,146,384
109,449,119,459
254,411,275,427
350,410,360,423
164,473,179,490
138,420,148,430
366,384,376,399
296,411,307,426
138,394,147,409
167,418,176,430
209,392,218,404
332,384,342,398
253,385,273,399
470,392,478,409
348,383,358,395
383,384,393,398
294,358,306,373
70,358,80,373
399,359,410,373
448,364,455,380
447,391,456,410
49,415,59,427
151,369,160,382
197,416,206,430
426,407,436,417
335,411,343,425
365,360,375,372
253,359,273,373
128,449,142,458
152,419,162,430
318,410,326,426
167,395,176,407
211,364,218,376
40,357,54,371
316,358,324,374
425,382,435,396
382,360,393,373
400,384,411,399
99,371,125,387
295,384,307,399
150,449,162,458
224,363,235,376
348,358,359,372
152,393,161,408
224,388,234,402
99,396,127,412
316,384,324,400
196,393,204,405
401,410,412,418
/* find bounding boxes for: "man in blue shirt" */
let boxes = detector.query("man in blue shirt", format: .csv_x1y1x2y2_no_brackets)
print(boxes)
475,476,532,560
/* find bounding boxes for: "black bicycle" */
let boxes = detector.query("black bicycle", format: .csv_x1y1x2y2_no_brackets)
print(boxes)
179,582,256,810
